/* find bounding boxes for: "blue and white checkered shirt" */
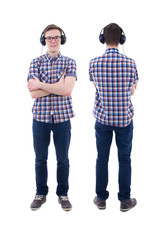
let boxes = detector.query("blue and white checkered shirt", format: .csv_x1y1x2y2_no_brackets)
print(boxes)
27,52,77,123
89,48,139,127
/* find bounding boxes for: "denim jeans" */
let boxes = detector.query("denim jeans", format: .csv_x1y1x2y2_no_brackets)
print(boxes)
95,120,133,201
32,118,71,197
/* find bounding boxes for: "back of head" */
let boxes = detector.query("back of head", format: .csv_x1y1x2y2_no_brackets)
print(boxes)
103,23,123,45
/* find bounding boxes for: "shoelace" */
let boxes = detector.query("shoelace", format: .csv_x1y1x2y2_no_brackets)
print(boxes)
34,195,44,201
60,196,69,201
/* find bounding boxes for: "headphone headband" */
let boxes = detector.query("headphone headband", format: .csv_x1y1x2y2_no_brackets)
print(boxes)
99,25,126,45
40,27,66,46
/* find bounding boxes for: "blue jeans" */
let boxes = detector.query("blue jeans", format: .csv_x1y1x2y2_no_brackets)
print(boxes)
32,118,71,197
95,120,133,201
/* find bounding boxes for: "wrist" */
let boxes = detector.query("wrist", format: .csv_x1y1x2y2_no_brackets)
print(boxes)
39,81,44,90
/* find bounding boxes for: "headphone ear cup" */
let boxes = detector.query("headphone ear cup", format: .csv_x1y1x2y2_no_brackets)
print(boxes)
61,35,66,45
120,34,126,45
40,35,46,46
99,34,105,44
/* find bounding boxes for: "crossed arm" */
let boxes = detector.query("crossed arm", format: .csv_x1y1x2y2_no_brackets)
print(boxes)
28,72,76,99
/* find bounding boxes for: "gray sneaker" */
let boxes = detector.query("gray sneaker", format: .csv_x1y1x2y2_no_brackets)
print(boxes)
94,196,106,209
58,196,72,211
120,198,137,212
30,195,46,211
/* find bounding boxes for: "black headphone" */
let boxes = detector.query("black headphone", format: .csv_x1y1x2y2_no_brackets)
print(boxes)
99,26,126,45
40,28,66,46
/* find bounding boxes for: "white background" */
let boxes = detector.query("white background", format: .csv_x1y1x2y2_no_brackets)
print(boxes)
1,0,160,239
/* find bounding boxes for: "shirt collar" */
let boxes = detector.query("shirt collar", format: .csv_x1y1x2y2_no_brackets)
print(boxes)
105,48,119,53
46,52,61,62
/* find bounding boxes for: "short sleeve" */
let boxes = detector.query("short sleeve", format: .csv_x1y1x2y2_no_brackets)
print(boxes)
65,59,77,79
27,58,40,82
134,62,139,84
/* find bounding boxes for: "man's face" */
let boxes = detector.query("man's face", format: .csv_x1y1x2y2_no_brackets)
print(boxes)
45,29,61,54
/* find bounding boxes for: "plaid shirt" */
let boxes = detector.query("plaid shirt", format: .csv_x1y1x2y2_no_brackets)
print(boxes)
27,52,77,123
89,48,139,127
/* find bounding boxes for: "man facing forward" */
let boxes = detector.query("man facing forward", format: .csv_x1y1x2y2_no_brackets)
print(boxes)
27,24,76,211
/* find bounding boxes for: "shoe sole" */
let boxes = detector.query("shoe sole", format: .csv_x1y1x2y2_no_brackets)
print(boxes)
30,207,41,211
62,207,72,211
97,206,106,210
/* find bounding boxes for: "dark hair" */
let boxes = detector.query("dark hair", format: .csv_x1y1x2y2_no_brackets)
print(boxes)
103,23,123,45
42,24,62,36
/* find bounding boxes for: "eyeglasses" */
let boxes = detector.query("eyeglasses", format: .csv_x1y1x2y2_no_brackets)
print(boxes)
45,36,61,42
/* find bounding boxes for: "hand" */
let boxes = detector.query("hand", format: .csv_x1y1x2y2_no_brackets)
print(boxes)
28,76,41,91
131,83,138,95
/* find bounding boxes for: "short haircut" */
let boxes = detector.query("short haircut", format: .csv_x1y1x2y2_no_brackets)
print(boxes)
42,24,62,36
103,23,123,45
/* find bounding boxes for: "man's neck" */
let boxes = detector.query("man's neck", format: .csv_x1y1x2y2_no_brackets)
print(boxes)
47,51,59,59
106,44,119,50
